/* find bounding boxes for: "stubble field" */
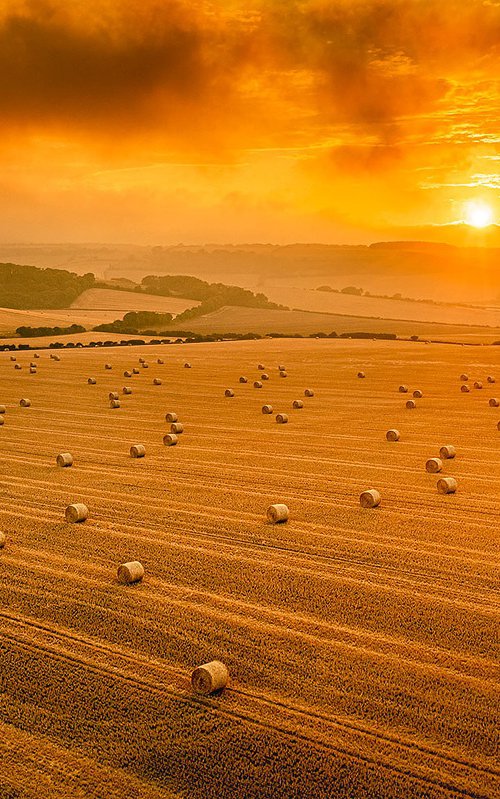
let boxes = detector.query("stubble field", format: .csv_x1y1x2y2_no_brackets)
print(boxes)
0,339,498,799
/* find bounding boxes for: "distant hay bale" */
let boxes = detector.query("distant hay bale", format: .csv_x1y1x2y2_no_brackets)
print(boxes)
19,398,31,407
184,362,192,368
105,363,112,370
261,373,269,380
165,412,177,422
489,398,499,407
163,433,178,446
262,404,273,414
122,386,132,394
497,420,500,431
14,364,22,370
0,406,5,413
474,381,483,389
399,385,409,393
426,457,443,473
278,365,286,371
439,445,456,459
29,367,36,374
386,429,400,441
487,375,495,383
142,362,149,369
225,389,234,397
304,389,314,397
171,422,183,434
191,660,229,694
360,489,381,508
10,356,16,361
357,371,365,378
124,370,132,378
87,377,97,385
117,560,144,584
133,368,140,374
258,363,265,371
53,355,61,362
139,357,145,363
276,413,288,424
413,390,423,398
292,400,303,409
109,399,120,408
153,378,162,385
130,444,146,458
406,399,416,409
239,376,248,383
109,392,119,400
157,358,164,365
267,503,289,523
437,477,457,495
0,417,4,426
461,384,470,393
34,353,40,359
30,362,36,368
254,381,263,388
460,373,469,381
65,503,88,523
56,452,73,468
279,371,288,378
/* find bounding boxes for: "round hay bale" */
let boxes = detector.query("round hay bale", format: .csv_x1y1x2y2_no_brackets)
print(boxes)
132,368,140,374
109,399,120,408
439,445,456,459
406,399,416,409
292,399,303,409
122,386,132,395
139,357,145,363
191,661,229,694
460,373,469,381
304,389,314,397
19,398,31,407
413,389,423,398
53,355,61,362
29,367,36,374
153,378,162,385
489,398,499,407
109,392,119,401
262,404,273,414
224,389,234,397
65,503,88,523
461,384,470,393
184,362,192,369
165,412,177,422
117,561,144,584
142,362,149,369
14,364,22,370
279,371,288,378
124,370,132,378
30,362,36,368
487,375,496,384
497,420,500,431
157,358,164,365
0,406,6,413
163,433,178,446
267,503,289,523
437,477,457,495
276,413,288,424
130,444,145,458
56,452,73,468
34,353,40,359
105,363,112,370
254,381,263,389
357,371,365,378
0,417,4,426
360,489,381,508
474,381,483,389
88,377,97,385
386,429,400,441
171,422,183,434
10,356,16,361
0,531,5,547
239,376,248,383
278,365,286,371
426,457,442,473
399,385,409,393
258,363,265,371
261,373,269,380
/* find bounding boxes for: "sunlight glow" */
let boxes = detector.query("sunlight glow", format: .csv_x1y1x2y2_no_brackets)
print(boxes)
464,200,494,228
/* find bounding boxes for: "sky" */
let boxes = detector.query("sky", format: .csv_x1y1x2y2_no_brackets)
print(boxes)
2,0,500,245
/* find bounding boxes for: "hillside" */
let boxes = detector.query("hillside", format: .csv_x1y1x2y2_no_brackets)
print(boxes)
70,288,197,314
0,262,95,309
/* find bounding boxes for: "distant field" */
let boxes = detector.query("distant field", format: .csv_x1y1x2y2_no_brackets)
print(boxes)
163,304,500,342
71,288,198,315
0,339,498,798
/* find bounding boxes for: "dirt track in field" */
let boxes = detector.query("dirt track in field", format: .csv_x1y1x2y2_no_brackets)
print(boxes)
0,339,498,798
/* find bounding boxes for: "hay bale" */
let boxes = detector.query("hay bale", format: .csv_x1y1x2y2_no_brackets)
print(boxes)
0,417,4,426
34,353,40,359
153,378,162,385
142,362,149,369
14,364,22,370
413,389,423,398
122,386,132,395
165,412,177,422
184,362,192,368
437,477,457,494
56,452,73,468
279,371,288,378
191,660,229,694
461,384,470,393
88,377,97,384
406,399,416,409
163,433,178,446
19,398,31,407
109,399,120,408
261,373,269,380
224,389,234,397
30,362,36,368
292,399,303,409
65,503,88,523
440,445,456,459
10,356,16,361
386,429,400,441
258,363,265,371
124,370,132,378
105,363,112,370
109,392,119,400
399,385,409,393
489,398,499,407
130,444,145,458
239,376,248,383
262,404,273,414
267,503,289,523
426,457,443,473
254,381,263,388
278,365,286,371
53,355,61,362
171,422,183,434
276,413,288,424
0,406,5,413
497,420,500,431
157,358,164,365
304,389,314,397
487,376,496,384
117,560,144,584
29,367,37,374
139,357,145,363
360,489,381,508
357,371,365,378
133,368,140,374
474,381,483,389
460,373,469,381
0,531,5,547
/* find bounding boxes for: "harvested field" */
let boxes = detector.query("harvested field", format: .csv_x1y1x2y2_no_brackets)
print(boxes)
70,288,198,315
0,339,498,799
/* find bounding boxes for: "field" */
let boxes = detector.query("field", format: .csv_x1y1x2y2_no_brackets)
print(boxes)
0,339,498,798
70,288,198,315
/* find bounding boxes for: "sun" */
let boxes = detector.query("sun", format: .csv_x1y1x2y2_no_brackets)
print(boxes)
464,200,494,228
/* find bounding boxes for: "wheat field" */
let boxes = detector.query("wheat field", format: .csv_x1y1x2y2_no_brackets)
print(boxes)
0,339,498,799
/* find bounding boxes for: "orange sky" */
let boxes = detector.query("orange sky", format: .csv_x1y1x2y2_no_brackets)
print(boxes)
1,0,500,244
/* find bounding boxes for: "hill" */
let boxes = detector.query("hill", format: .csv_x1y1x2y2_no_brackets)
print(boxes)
70,288,197,314
0,262,95,309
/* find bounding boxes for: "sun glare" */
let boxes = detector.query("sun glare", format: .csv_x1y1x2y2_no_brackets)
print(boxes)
464,200,494,228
